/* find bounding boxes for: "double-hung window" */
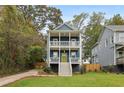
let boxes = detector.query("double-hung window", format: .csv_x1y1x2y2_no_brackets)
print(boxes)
119,33,124,42
71,52,76,58
53,51,58,58
53,39,58,46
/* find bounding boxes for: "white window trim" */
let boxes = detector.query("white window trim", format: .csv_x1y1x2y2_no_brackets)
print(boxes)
53,51,58,57
71,52,76,58
119,33,124,42
53,38,58,41
71,39,76,41
105,39,108,47
110,36,114,44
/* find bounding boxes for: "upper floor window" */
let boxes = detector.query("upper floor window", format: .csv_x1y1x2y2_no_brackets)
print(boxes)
71,52,76,58
53,39,58,41
71,39,76,42
119,33,124,42
53,39,58,45
105,39,108,47
53,51,58,57
110,36,114,44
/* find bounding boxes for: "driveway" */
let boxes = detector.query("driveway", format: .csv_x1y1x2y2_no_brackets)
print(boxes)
0,70,37,86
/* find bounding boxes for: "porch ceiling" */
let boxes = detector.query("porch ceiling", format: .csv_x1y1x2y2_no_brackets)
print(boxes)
50,47,79,50
49,31,80,36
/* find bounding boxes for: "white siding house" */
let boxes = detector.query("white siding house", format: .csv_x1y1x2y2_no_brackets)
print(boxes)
47,23,82,76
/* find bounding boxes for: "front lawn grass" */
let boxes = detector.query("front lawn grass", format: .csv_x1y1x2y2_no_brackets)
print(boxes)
6,72,124,87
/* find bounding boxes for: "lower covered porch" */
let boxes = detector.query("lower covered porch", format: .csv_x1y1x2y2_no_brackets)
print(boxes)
50,49,80,64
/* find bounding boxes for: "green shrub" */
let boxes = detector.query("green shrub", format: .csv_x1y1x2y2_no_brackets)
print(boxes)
28,45,45,65
43,66,52,73
102,69,108,73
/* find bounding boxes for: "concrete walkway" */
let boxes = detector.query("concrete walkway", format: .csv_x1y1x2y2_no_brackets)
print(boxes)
0,70,37,86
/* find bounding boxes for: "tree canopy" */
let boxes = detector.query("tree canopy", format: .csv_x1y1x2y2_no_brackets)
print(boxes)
105,14,124,25
66,12,88,31
0,6,45,76
17,5,63,32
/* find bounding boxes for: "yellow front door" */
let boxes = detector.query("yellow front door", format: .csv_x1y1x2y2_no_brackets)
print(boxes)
61,53,67,62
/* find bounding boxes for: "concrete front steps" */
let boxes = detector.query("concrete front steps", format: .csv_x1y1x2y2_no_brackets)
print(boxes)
59,63,72,76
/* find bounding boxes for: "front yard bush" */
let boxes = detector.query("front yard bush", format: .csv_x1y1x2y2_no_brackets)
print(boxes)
28,45,46,67
101,65,120,73
43,66,52,73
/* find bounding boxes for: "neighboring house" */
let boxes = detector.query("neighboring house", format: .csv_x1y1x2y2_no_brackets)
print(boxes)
91,42,99,64
91,25,124,68
47,23,82,76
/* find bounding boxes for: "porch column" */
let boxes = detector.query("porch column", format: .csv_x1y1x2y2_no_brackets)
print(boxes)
79,32,82,64
114,32,116,65
69,32,71,63
59,32,61,63
48,32,50,67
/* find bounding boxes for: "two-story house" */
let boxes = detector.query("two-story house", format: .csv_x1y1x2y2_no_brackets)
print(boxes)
47,23,82,76
92,25,124,71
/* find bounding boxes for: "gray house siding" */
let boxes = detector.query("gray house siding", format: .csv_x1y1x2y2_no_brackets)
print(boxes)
97,28,114,66
92,25,124,68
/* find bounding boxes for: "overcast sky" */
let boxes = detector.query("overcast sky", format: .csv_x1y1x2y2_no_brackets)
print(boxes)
53,5,124,22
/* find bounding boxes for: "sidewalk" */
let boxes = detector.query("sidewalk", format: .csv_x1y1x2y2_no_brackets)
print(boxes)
0,70,37,86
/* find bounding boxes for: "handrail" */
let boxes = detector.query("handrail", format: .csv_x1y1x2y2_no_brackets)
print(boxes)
50,57,59,62
50,41,80,46
69,62,72,76
71,57,79,62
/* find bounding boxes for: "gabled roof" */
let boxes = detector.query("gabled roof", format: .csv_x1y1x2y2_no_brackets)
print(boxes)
92,42,99,49
98,25,124,42
92,25,124,49
53,23,77,31
105,25,124,31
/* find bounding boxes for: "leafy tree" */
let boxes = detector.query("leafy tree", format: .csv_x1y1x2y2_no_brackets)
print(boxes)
17,5,63,31
83,12,105,58
66,12,88,30
28,46,45,65
0,6,43,75
105,14,124,25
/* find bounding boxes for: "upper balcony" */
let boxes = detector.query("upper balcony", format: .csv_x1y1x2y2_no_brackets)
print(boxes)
50,41,80,48
47,24,81,48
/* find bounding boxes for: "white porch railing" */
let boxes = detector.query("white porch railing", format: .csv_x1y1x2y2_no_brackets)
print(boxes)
50,41,79,46
50,57,79,63
60,41,69,46
116,56,124,64
50,41,59,46
71,57,79,63
50,57,59,63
